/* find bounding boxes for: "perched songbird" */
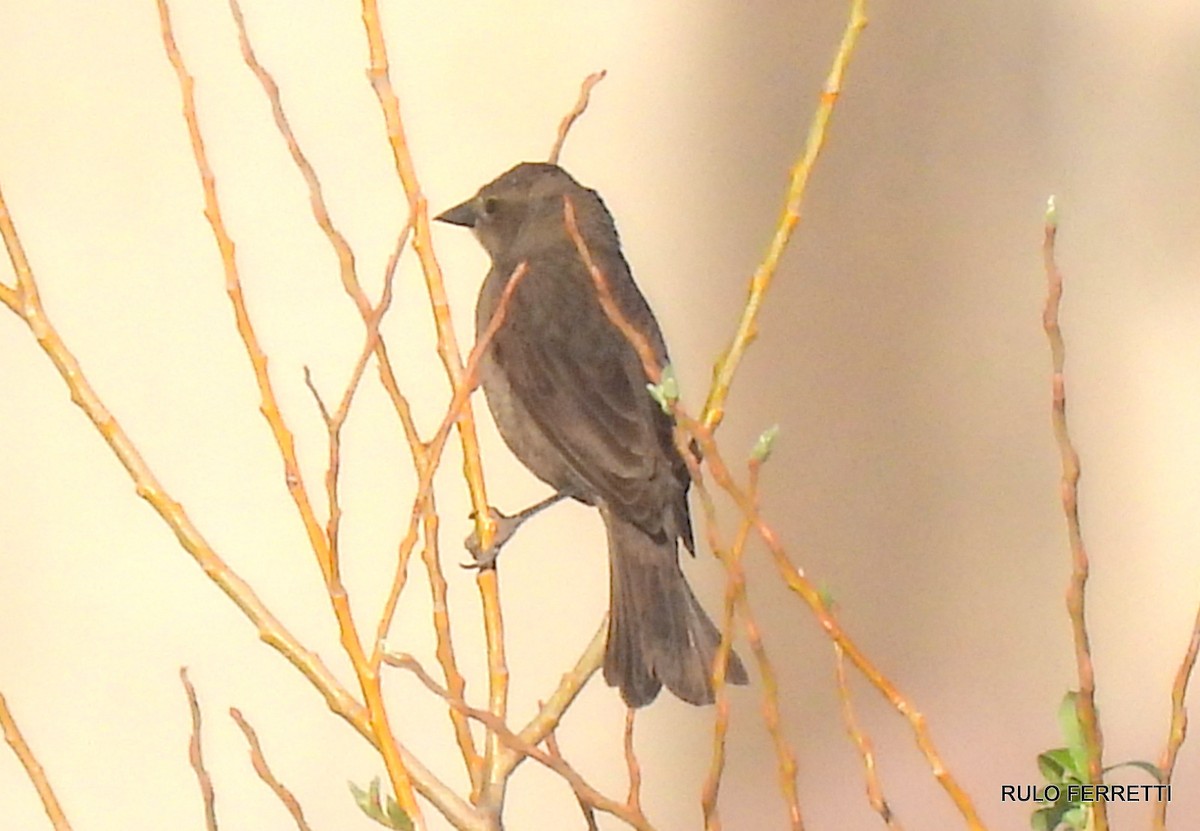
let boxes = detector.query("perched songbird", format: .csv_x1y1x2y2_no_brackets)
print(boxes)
436,162,747,706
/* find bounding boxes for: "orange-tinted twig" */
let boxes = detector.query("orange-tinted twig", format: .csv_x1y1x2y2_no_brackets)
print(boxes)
563,196,661,379
157,2,424,823
835,645,903,830
546,726,601,831
230,708,314,831
372,260,527,650
566,181,985,829
624,708,643,812
739,463,801,831
180,669,218,831
386,653,655,831
231,0,480,786
1155,603,1200,830
157,0,330,586
685,416,985,828
549,70,607,165
358,1,509,794
0,689,73,831
0,176,377,775
694,469,736,831
493,620,606,783
701,0,867,430
1041,200,1106,831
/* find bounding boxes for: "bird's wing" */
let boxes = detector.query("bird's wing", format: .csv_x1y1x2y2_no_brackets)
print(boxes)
493,288,681,537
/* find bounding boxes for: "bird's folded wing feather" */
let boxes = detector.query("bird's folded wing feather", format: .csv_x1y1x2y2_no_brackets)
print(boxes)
494,305,677,535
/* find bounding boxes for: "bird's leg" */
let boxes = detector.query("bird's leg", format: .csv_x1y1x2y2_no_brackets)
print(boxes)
463,492,569,569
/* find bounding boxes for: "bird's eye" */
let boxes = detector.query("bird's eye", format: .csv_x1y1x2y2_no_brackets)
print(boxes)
482,196,499,216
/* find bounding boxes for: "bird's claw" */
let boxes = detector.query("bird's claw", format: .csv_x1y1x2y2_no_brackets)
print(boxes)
462,506,511,570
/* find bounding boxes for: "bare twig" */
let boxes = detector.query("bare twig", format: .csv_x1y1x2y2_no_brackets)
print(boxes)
230,708,314,831
0,689,73,831
1041,197,1106,831
496,619,606,781
686,417,986,828
549,70,607,165
624,708,643,812
739,463,801,831
563,196,662,380
699,460,802,831
359,1,509,798
546,727,601,831
156,3,426,824
180,669,218,831
386,653,655,831
695,470,742,831
303,250,399,569
1155,603,1200,829
565,178,985,828
700,0,868,430
835,645,903,830
0,174,387,787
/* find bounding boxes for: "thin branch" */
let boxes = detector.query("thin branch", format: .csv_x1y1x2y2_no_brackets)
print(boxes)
1155,602,1200,830
685,416,986,829
161,4,433,826
623,708,643,812
0,172,380,778
738,464,801,831
0,689,73,831
700,0,868,430
230,708,314,831
231,0,422,449
180,669,218,831
416,501,485,795
698,478,736,831
496,619,607,781
698,460,802,831
359,0,509,795
546,726,600,831
0,176,41,306
565,178,985,829
228,0,361,311
385,653,655,831
304,253,399,568
835,645,903,830
158,0,331,584
230,0,484,793
548,70,607,165
1041,197,1106,831
564,196,661,378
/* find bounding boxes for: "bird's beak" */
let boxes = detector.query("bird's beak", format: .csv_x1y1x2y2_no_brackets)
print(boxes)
434,200,477,228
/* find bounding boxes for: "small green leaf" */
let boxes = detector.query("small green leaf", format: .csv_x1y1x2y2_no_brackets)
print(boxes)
1033,807,1057,831
1032,794,1089,831
1062,803,1088,830
385,798,415,831
646,364,680,414
1045,195,1058,227
350,777,412,829
1057,692,1089,774
750,424,780,463
350,778,384,822
1037,749,1076,784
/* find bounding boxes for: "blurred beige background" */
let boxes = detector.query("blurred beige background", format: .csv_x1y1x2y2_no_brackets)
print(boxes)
2,1,1198,829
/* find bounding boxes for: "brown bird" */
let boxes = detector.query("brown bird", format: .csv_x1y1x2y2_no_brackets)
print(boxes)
437,162,747,706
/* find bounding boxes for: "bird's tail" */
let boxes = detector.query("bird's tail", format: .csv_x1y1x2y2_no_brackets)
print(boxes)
602,509,749,706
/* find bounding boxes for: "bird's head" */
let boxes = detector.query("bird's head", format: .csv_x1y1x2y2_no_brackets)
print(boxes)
435,162,601,260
